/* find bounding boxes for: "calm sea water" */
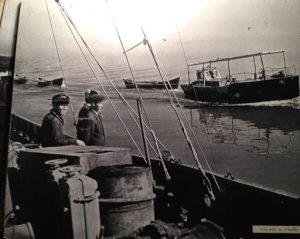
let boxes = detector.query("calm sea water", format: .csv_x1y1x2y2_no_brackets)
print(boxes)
12,37,300,195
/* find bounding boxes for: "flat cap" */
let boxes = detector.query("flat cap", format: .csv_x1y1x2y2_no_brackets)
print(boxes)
52,94,70,105
85,89,105,103
85,89,98,102
90,94,105,103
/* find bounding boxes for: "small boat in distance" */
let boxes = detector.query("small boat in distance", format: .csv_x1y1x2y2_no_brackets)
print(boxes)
181,51,299,104
123,76,180,89
14,74,28,84
37,77,64,87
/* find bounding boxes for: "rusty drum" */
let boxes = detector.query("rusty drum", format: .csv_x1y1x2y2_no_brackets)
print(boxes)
89,165,155,237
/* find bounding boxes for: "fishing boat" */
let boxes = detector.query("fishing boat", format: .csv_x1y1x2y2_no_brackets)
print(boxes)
181,51,299,104
2,1,300,239
123,76,180,89
37,77,63,87
14,74,28,84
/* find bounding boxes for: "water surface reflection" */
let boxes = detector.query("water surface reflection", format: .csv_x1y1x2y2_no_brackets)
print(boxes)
183,105,300,194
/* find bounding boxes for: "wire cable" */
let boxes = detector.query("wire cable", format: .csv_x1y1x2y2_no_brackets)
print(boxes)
44,0,76,125
56,2,146,160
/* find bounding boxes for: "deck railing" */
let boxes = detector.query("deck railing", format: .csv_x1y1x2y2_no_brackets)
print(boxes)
10,113,76,145
10,113,41,144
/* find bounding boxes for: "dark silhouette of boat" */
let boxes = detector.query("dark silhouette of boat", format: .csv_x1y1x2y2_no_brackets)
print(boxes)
181,51,299,104
14,75,28,84
37,77,63,87
123,76,180,89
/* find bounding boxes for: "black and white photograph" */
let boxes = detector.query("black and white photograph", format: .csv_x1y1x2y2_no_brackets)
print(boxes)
1,0,300,238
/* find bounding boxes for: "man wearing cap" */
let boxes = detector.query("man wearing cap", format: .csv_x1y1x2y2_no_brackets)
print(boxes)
77,89,97,118
77,90,106,146
40,94,86,147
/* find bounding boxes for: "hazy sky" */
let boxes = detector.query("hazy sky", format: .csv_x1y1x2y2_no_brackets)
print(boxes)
0,0,20,56
1,0,300,57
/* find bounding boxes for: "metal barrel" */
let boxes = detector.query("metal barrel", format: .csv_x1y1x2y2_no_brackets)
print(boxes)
89,165,155,237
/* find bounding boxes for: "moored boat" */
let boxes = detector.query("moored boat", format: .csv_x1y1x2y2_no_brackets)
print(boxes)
14,74,28,84
123,76,180,89
181,51,299,104
37,77,63,87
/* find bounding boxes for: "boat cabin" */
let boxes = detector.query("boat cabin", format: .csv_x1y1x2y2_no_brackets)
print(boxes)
196,68,222,81
194,67,222,86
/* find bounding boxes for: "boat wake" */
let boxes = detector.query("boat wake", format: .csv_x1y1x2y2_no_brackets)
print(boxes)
181,96,300,109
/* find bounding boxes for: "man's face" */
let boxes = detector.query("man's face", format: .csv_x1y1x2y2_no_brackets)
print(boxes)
93,102,104,113
55,104,69,116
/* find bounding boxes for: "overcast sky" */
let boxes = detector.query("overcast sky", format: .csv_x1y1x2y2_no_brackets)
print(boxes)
1,0,300,57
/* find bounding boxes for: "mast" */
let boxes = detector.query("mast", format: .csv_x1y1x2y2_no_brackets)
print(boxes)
0,0,21,235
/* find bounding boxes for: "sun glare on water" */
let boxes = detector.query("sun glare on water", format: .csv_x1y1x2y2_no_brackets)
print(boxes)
60,0,207,45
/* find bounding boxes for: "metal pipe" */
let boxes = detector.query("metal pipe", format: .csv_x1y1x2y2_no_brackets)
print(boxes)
227,60,231,79
188,50,284,67
282,51,287,75
259,53,266,80
253,56,257,79
188,66,190,84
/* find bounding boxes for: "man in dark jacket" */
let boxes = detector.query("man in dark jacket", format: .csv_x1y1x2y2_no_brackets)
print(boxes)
77,89,97,118
77,90,106,146
40,94,85,147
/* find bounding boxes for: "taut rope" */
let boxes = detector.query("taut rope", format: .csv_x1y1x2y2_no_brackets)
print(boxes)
56,1,172,161
56,1,146,160
140,28,217,196
106,0,171,180
44,0,76,125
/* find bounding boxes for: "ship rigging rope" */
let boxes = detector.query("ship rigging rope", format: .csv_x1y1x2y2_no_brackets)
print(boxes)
175,23,190,81
175,25,221,190
44,0,76,125
106,1,216,185
56,2,146,160
159,56,220,191
57,2,172,162
106,0,171,180
56,1,172,159
57,1,217,191
140,28,217,196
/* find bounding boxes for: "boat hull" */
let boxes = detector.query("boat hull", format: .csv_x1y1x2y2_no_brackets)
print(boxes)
181,76,299,104
14,76,28,84
37,77,63,87
123,77,180,89
7,113,300,239
145,156,300,239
